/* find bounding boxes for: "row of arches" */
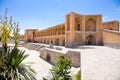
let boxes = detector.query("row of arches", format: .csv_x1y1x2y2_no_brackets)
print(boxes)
67,16,96,31
35,25,65,37
34,38,65,46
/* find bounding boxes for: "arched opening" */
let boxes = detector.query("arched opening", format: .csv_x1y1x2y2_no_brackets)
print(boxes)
47,39,49,44
86,34,96,45
46,53,51,62
51,40,53,44
110,27,113,30
86,18,96,31
33,31,35,42
77,24,80,30
27,38,31,42
55,38,59,45
39,39,42,43
62,39,65,46
43,39,45,44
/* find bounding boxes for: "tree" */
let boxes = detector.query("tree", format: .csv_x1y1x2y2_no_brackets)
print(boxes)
50,55,72,80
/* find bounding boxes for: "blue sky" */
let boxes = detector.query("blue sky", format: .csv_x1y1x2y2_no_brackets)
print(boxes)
0,0,120,34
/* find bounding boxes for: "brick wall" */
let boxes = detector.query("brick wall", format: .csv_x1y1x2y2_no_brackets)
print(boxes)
103,29,120,49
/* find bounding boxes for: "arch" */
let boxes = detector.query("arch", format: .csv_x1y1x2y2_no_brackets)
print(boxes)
43,39,45,44
55,38,59,45
47,39,49,44
62,26,65,34
46,53,51,62
39,39,42,43
110,27,113,30
27,38,31,42
51,39,53,44
86,34,96,45
86,18,96,31
75,17,81,31
62,39,65,46
76,24,80,30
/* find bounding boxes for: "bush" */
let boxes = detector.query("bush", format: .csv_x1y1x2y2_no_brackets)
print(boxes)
51,55,72,80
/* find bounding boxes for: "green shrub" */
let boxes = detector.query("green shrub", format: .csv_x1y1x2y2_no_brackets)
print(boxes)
44,55,72,80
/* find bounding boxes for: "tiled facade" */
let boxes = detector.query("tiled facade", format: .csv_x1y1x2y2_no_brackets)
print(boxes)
24,12,120,48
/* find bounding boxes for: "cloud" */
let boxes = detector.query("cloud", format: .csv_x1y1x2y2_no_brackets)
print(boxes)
103,16,108,21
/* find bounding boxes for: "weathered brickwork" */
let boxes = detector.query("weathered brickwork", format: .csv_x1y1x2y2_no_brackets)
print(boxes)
24,12,120,48
103,29,120,49
103,21,119,31
24,29,38,42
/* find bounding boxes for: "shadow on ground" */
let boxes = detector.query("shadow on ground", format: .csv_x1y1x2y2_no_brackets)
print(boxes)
78,46,96,49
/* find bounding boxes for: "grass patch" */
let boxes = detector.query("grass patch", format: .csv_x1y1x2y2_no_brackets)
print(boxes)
76,70,81,80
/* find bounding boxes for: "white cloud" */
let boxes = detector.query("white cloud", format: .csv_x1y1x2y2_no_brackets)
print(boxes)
103,16,108,21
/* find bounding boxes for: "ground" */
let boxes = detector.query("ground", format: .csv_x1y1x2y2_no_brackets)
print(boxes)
19,47,53,80
18,44,120,80
81,46,120,80
19,47,79,80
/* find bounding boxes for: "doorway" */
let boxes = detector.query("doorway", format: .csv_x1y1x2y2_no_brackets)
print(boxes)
86,34,96,45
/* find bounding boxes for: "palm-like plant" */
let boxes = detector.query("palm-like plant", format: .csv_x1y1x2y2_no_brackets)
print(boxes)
50,55,72,80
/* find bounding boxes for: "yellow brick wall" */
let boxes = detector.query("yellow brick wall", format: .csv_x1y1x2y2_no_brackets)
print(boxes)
103,30,120,42
103,21,119,31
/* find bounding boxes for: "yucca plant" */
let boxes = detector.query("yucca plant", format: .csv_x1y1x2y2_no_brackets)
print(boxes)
0,8,36,80
0,48,36,80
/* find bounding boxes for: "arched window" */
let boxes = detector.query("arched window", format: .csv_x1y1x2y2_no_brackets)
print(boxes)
77,24,80,30
86,18,96,31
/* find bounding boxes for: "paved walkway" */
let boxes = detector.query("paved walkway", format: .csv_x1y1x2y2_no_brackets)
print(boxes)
19,47,53,80
19,47,79,80
19,44,120,80
80,46,120,80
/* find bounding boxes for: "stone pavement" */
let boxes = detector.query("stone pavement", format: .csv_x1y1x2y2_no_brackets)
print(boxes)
20,43,120,80
80,46,120,80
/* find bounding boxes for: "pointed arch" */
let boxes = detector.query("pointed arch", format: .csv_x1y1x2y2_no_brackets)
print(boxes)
86,18,96,31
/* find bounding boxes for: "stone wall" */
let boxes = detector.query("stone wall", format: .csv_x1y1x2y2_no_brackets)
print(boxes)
24,29,38,42
40,48,81,68
66,50,80,67
40,49,63,65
